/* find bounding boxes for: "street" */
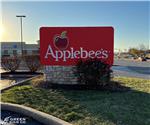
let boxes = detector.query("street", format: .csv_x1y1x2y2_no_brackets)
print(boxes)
112,59,150,79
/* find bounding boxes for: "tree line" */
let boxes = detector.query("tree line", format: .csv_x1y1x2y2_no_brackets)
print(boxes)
128,44,149,57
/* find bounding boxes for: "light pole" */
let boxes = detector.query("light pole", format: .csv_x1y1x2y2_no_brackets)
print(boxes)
16,15,26,57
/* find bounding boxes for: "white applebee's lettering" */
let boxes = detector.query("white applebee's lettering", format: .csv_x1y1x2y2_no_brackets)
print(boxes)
45,44,109,61
45,45,55,58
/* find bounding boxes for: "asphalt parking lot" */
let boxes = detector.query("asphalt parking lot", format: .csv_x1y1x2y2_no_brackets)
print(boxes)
112,59,150,79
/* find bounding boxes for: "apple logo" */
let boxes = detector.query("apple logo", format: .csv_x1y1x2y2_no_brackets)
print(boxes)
53,31,69,50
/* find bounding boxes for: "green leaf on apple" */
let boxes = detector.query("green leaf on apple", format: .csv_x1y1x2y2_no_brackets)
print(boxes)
61,31,67,38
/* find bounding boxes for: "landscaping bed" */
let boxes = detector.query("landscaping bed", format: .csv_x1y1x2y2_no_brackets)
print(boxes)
1,71,43,78
1,76,150,125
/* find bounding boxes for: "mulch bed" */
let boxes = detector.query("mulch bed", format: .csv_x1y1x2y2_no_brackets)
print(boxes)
1,72,43,78
1,72,43,75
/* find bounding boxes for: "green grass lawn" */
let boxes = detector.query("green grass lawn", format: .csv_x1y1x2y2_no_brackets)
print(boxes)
1,76,150,125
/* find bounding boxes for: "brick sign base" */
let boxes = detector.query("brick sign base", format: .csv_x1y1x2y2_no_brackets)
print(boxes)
44,66,78,84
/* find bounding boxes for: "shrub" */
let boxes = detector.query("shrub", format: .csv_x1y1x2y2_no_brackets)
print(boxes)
24,55,41,73
1,56,21,72
74,59,112,86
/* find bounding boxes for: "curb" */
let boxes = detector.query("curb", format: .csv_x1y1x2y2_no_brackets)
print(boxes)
1,102,72,125
1,75,41,93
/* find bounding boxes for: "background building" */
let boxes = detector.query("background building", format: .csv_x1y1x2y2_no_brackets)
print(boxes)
1,42,39,57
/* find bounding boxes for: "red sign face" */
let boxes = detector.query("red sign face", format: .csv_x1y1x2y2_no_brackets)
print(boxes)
40,27,114,66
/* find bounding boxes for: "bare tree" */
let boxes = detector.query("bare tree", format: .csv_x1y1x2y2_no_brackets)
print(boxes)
24,55,41,72
1,57,21,72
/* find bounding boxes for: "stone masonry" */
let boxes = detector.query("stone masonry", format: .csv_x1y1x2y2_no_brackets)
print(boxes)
44,66,78,84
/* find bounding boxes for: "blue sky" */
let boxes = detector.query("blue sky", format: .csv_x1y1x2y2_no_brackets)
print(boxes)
1,1,149,50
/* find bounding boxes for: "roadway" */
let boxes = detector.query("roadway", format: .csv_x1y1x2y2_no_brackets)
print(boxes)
112,59,150,79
